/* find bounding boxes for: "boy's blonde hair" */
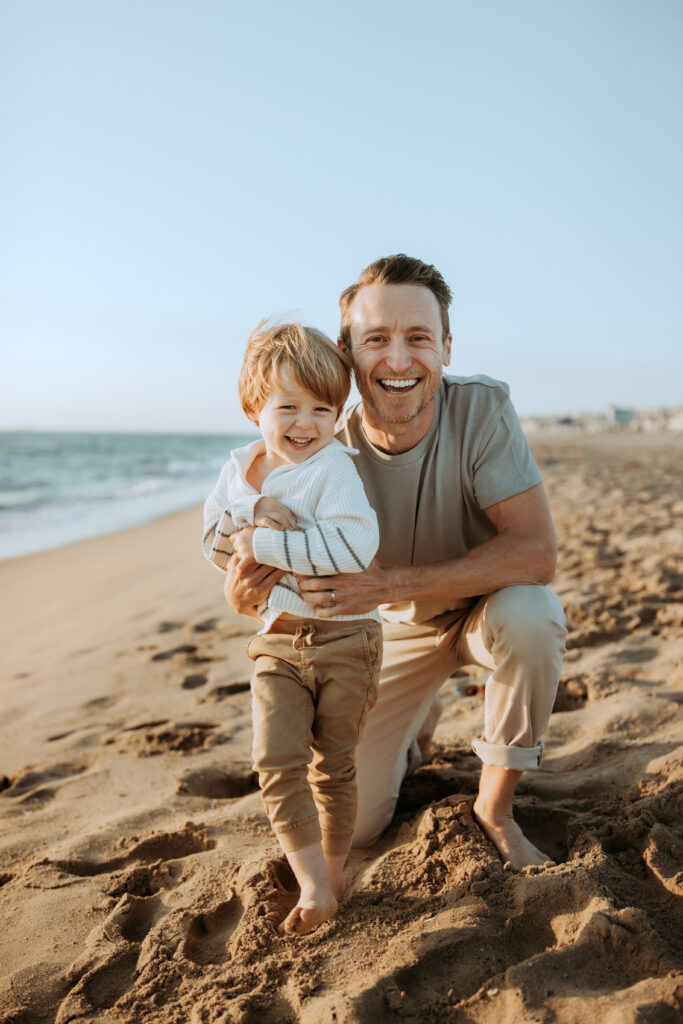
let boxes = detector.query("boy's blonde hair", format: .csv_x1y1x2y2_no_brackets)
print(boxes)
239,321,352,420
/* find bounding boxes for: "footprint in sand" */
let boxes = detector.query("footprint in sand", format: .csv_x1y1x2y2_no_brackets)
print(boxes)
193,617,219,633
128,721,223,756
176,765,258,799
206,681,251,701
106,892,167,943
553,677,589,712
0,762,89,813
608,645,658,664
122,718,170,731
119,719,226,755
57,894,166,1023
107,860,181,899
151,644,198,662
57,947,140,1021
181,895,244,965
182,672,208,690
84,694,117,709
50,822,216,878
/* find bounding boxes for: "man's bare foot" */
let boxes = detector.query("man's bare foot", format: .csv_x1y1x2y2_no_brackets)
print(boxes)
279,888,337,935
417,697,442,762
473,801,552,870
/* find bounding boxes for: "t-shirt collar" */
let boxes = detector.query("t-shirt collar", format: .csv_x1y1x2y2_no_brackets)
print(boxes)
351,383,443,465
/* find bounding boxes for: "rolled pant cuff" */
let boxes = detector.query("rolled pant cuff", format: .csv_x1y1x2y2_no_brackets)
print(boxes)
275,815,322,853
471,738,544,771
322,832,353,857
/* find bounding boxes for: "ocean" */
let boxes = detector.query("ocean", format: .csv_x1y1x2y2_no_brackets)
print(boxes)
0,431,257,561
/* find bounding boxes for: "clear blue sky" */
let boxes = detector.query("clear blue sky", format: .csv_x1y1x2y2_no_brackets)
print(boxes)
2,0,681,431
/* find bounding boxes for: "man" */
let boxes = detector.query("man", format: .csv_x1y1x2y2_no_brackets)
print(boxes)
225,254,567,869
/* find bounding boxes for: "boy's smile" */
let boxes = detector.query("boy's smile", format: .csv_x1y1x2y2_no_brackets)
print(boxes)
254,368,338,471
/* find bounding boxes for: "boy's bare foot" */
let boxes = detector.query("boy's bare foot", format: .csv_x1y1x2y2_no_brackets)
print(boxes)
472,801,552,870
324,852,347,901
279,889,337,935
280,842,339,935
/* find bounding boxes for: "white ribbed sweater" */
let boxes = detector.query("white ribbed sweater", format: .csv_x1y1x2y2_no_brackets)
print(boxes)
202,439,380,628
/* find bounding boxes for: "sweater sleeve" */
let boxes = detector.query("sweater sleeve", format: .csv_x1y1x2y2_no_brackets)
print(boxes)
251,454,379,575
202,462,240,572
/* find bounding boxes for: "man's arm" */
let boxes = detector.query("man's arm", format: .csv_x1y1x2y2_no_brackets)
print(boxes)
298,483,557,617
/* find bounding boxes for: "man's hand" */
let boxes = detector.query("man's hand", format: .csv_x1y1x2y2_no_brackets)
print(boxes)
223,555,285,621
297,559,392,617
231,527,257,563
254,497,299,531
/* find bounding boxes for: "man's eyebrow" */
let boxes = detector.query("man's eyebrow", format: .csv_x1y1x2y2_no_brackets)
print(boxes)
357,324,437,336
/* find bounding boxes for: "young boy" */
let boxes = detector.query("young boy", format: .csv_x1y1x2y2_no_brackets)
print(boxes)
202,322,382,935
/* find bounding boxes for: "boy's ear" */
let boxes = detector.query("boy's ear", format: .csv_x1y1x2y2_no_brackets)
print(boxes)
337,337,351,359
246,407,260,425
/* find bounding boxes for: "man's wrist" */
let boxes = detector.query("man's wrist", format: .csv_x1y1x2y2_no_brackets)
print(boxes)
383,564,415,603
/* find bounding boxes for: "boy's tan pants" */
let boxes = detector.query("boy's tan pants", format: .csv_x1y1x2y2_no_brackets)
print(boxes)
246,618,382,857
353,584,567,846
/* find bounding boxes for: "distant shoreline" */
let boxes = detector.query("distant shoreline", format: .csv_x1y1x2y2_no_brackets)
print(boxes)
2,430,679,565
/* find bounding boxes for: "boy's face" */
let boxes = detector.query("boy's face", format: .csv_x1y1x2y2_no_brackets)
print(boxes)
254,367,338,468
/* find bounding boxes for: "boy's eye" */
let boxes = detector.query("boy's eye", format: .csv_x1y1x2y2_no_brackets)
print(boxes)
315,407,333,413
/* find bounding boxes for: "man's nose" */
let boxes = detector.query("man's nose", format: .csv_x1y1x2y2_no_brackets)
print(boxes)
384,339,413,373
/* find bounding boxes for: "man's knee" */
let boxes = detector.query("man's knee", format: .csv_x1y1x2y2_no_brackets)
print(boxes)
485,584,567,660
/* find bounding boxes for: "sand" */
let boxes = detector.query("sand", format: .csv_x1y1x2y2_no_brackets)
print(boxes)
1,433,682,1024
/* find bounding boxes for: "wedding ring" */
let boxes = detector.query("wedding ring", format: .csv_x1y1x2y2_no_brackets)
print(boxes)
329,590,336,604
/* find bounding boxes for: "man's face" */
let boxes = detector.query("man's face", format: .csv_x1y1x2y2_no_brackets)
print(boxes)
341,284,451,429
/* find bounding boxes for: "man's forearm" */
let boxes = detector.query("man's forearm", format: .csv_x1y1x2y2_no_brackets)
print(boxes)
385,529,556,604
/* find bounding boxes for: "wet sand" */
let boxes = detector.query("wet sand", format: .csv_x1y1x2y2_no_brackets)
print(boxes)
1,433,681,1023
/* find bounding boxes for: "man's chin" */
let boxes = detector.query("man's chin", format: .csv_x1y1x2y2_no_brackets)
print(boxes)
364,395,424,425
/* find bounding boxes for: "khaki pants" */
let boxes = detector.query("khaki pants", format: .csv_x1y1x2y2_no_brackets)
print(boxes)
353,584,567,846
247,618,382,856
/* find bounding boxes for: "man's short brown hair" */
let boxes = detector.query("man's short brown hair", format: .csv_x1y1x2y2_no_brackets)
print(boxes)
338,254,453,347
238,321,352,421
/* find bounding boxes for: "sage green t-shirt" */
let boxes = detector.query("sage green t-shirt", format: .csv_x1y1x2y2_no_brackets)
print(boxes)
336,374,543,627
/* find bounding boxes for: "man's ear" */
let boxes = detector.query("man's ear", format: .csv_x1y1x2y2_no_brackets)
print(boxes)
337,337,351,358
442,333,453,367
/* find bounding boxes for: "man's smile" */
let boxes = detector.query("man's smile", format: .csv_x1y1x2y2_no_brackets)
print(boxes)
377,378,420,393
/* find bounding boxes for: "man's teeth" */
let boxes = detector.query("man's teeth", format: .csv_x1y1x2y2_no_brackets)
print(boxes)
380,379,418,389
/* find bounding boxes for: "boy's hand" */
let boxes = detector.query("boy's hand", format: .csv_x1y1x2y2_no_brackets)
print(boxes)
254,497,299,531
231,527,257,563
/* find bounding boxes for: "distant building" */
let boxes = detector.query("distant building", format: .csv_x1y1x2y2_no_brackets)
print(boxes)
607,405,635,426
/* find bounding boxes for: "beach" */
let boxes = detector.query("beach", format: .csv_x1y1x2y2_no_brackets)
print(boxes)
1,433,681,1024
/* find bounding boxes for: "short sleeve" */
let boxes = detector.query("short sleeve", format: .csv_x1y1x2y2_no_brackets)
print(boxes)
472,397,542,510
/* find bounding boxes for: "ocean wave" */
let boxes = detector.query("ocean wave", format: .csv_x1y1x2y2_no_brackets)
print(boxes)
166,459,202,473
